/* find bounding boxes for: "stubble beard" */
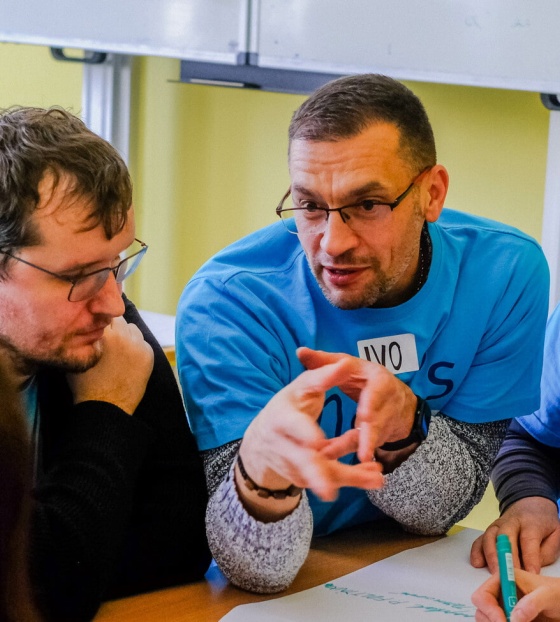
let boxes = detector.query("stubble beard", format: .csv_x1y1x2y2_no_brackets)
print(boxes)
309,238,421,310
313,265,395,310
39,345,103,373
0,334,104,378
310,203,425,310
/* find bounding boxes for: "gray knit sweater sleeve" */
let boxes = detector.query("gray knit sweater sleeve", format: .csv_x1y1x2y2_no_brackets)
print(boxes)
203,415,508,591
367,414,510,535
203,440,313,593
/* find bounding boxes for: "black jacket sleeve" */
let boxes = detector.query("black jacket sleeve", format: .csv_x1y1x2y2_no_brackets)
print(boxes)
492,419,560,514
30,297,211,622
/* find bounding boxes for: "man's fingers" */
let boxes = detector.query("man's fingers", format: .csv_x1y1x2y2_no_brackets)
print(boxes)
470,534,488,568
513,585,556,622
472,575,508,622
107,315,132,337
518,531,544,574
274,439,383,502
480,525,502,574
285,449,343,502
288,358,352,402
306,459,383,500
272,404,327,447
297,346,344,370
297,348,364,400
320,429,360,459
357,421,378,463
330,460,384,490
539,528,560,569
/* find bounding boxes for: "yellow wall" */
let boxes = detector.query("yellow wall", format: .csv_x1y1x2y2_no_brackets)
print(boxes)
0,42,82,110
0,43,551,530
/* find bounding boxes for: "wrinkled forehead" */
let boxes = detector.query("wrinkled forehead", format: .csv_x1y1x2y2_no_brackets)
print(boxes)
288,124,411,197
289,123,405,169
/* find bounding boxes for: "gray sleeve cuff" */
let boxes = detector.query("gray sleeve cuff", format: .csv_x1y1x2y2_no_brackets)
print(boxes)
206,460,313,593
367,415,509,535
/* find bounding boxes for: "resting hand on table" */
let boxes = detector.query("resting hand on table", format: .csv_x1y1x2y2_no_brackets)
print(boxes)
472,568,560,622
237,356,385,521
470,498,560,574
297,347,419,467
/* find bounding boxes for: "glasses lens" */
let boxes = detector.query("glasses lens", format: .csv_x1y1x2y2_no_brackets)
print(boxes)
115,245,147,283
69,271,111,302
279,210,299,235
67,244,147,302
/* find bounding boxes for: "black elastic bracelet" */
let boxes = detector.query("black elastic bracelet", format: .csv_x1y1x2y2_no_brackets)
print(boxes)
236,454,303,500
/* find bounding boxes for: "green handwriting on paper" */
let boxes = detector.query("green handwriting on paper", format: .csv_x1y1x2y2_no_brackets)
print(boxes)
323,584,475,618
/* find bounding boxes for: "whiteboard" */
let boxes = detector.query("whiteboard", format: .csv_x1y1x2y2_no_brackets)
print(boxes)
254,0,560,93
3,0,560,92
0,0,249,64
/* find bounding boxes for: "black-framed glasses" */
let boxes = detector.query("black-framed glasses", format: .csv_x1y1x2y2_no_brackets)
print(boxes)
0,238,148,302
276,167,431,235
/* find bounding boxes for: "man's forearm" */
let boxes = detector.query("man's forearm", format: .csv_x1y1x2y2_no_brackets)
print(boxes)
493,419,560,513
367,416,510,535
202,442,313,593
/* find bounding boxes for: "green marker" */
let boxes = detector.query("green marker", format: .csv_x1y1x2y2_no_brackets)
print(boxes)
497,534,518,621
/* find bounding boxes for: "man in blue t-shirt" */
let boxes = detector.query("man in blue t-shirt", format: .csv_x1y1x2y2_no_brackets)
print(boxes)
177,74,549,594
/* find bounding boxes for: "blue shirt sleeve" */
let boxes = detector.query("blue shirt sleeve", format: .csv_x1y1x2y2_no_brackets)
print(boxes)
517,302,560,447
176,275,301,451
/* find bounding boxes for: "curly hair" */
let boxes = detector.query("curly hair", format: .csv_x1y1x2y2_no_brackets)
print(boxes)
0,106,132,271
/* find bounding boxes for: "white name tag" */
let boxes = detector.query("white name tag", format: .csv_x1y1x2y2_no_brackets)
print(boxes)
357,333,419,375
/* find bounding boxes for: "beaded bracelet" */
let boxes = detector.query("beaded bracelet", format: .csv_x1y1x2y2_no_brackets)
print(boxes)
236,454,303,500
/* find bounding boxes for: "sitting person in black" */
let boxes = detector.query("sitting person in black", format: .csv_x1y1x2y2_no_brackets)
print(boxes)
0,106,211,621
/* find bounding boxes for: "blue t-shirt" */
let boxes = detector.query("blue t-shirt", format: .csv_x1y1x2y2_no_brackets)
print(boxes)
517,302,560,447
177,209,549,535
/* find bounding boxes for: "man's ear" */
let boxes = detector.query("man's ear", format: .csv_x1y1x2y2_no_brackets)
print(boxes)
423,165,449,223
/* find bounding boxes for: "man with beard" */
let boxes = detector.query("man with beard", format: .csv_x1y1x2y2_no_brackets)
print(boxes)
176,74,549,593
0,107,211,621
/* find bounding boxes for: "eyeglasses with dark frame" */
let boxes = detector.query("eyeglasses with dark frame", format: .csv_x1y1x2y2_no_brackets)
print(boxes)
276,167,431,235
0,238,148,302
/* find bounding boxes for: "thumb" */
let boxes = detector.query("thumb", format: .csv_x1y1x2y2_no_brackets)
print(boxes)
291,358,351,397
297,347,344,370
512,586,557,622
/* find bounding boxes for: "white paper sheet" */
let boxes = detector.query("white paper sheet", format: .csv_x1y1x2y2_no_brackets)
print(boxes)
220,528,560,621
